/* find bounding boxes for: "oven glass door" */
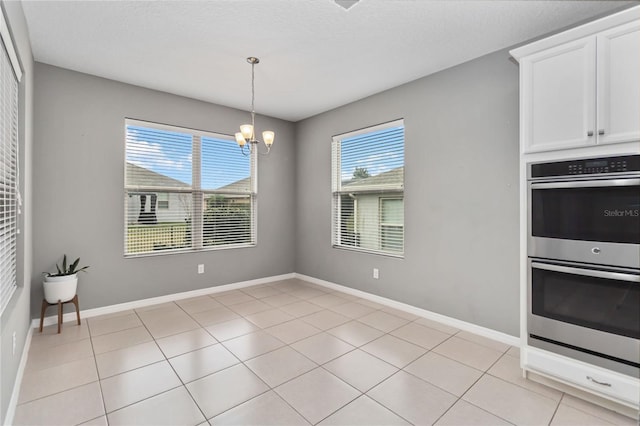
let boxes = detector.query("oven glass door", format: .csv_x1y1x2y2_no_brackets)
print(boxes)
530,178,640,244
531,262,640,339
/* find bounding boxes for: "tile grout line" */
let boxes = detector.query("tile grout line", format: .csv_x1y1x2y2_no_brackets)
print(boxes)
86,311,143,339
553,391,628,425
16,330,103,415
99,381,184,421
86,319,110,424
483,352,568,403
357,370,420,426
378,331,462,424
311,357,421,425
103,307,181,417
219,362,312,424
547,396,564,426
432,345,517,426
443,348,545,426
444,399,518,426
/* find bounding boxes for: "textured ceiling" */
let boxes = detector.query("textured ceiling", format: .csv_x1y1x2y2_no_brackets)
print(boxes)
22,0,637,121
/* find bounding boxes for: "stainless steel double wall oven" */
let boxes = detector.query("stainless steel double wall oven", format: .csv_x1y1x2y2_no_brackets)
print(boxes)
527,155,640,377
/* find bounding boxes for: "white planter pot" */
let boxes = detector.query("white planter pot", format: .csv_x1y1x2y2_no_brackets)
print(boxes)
43,274,78,303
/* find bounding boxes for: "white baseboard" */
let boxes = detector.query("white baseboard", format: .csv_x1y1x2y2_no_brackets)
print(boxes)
32,273,295,329
31,270,519,349
295,273,520,347
4,326,33,426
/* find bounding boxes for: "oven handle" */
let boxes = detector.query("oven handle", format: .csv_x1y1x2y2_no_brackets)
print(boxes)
531,262,640,283
530,178,640,190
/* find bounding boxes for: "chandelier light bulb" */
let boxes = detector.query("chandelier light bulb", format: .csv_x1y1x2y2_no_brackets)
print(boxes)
235,132,247,146
240,124,254,140
262,131,275,147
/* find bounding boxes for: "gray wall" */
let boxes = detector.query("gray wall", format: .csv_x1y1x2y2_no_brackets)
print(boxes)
29,37,519,398
295,49,520,336
32,63,296,316
0,1,34,423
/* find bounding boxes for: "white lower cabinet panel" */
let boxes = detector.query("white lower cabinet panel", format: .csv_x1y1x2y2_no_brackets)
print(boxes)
525,347,640,408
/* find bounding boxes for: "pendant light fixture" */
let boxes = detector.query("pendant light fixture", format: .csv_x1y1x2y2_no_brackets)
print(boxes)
235,57,274,155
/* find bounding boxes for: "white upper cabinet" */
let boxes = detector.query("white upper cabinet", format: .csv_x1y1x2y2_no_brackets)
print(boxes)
597,21,640,146
512,9,640,154
523,38,596,152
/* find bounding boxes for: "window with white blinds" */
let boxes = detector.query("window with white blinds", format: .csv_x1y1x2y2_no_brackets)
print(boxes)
331,120,405,256
124,119,256,257
1,9,22,314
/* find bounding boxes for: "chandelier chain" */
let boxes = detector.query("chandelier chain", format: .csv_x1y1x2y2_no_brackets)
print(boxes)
251,61,256,138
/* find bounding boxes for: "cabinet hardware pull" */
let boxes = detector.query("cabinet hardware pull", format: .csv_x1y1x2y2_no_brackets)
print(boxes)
598,129,605,135
587,130,594,136
587,376,611,387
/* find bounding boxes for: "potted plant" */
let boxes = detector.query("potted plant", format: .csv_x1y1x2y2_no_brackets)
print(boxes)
43,255,89,304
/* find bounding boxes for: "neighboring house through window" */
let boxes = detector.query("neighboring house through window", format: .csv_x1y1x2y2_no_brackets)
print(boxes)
331,120,405,256
124,119,256,256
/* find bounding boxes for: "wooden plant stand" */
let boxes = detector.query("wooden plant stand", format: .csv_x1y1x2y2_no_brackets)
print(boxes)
39,295,80,334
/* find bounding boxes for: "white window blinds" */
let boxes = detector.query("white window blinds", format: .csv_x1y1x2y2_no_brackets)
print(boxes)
1,9,22,314
124,119,256,256
332,120,405,256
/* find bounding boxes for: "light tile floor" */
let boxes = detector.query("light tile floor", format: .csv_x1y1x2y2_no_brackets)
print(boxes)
13,278,638,426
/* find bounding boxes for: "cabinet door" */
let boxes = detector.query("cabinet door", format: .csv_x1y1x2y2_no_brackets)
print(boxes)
521,38,596,153
597,21,640,145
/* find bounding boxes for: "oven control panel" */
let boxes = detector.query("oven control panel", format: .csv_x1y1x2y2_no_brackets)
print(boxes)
530,155,640,178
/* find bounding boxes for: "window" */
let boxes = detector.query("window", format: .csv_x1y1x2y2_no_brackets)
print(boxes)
380,198,404,252
124,119,255,256
157,193,169,209
1,9,22,314
332,120,405,256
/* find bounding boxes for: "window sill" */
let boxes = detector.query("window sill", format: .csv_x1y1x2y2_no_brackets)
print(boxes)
124,243,257,259
332,244,404,259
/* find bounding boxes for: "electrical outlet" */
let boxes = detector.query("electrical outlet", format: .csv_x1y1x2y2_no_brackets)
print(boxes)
197,264,204,274
12,331,16,355
373,268,379,279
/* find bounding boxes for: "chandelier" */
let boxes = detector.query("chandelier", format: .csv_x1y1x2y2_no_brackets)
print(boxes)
235,57,275,155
